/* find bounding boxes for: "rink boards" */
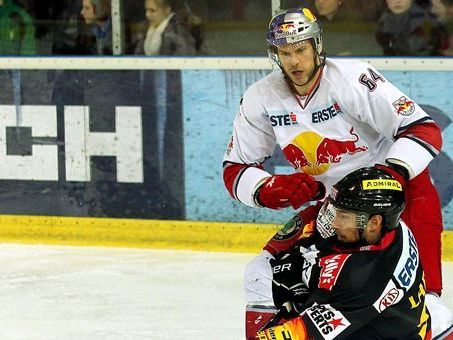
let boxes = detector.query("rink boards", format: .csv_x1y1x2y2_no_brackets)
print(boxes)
0,214,451,261
0,57,452,259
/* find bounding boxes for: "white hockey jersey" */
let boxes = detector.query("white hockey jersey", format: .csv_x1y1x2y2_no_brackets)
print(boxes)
223,58,440,208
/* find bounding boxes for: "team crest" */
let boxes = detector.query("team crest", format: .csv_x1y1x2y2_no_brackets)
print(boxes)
274,215,304,240
392,96,415,116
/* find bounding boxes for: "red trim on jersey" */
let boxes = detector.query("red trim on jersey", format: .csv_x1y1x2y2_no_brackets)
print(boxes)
332,228,397,253
223,162,262,200
397,122,442,152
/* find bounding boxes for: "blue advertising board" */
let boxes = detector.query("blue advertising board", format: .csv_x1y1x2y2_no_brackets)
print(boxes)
183,69,453,229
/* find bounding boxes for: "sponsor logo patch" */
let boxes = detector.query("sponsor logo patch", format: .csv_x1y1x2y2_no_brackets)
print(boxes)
362,179,402,191
373,280,404,313
318,254,350,291
311,102,343,123
305,303,350,339
274,24,297,40
269,112,298,126
378,288,401,311
397,229,419,289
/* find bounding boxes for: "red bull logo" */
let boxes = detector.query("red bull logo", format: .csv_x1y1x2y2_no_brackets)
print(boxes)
280,23,295,30
274,23,297,39
392,96,415,116
282,127,368,175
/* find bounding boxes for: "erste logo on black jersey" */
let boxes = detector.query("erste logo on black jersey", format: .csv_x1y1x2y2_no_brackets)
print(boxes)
397,229,419,289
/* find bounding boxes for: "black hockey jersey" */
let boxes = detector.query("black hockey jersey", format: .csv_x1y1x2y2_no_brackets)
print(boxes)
295,221,430,339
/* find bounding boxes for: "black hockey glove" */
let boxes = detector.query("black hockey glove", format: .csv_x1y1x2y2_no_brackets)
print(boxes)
270,250,309,315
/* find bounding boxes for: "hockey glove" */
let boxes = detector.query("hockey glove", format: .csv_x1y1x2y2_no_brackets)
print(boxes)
375,162,409,187
256,316,308,340
270,251,309,314
256,173,324,210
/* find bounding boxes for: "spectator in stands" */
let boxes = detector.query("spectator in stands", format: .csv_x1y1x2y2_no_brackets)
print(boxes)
284,0,360,55
281,1,316,13
136,0,198,55
315,0,342,21
431,0,453,55
0,0,36,55
281,0,341,21
52,0,92,54
80,0,112,55
352,0,384,21
376,0,448,55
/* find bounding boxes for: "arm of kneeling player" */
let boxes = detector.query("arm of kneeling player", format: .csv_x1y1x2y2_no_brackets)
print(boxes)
264,203,322,256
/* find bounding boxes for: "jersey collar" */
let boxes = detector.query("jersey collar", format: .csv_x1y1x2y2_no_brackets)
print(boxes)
289,65,324,110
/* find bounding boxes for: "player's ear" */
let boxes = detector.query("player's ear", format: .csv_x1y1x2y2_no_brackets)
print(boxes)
367,214,383,233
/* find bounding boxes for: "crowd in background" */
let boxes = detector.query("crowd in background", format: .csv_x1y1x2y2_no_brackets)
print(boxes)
0,0,452,56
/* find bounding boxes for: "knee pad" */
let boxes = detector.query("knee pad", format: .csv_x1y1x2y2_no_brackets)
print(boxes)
245,304,278,340
244,250,274,306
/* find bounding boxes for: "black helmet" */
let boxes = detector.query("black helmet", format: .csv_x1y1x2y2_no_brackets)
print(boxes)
330,166,406,231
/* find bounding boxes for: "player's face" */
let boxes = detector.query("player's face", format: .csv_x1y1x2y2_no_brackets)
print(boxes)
145,0,171,27
277,41,317,94
81,0,96,24
386,0,413,14
331,209,361,243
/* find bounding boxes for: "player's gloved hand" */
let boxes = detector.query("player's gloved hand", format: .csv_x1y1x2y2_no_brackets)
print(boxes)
270,250,309,314
256,316,307,340
375,162,409,187
255,173,324,210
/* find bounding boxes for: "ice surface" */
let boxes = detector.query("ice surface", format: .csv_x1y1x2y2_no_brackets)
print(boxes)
0,244,450,340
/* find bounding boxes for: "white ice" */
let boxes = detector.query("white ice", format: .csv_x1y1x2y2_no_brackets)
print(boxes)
0,244,451,340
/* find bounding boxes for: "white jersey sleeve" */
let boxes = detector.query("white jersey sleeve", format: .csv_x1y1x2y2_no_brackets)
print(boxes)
223,74,278,207
331,60,437,178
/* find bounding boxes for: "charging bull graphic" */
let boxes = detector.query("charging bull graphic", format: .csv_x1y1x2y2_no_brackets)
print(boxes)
283,127,368,175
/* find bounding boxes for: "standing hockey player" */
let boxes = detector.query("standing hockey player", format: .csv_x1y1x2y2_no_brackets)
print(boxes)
222,7,452,339
257,167,432,340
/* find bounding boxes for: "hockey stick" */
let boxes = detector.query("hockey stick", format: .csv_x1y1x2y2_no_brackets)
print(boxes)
258,302,292,332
